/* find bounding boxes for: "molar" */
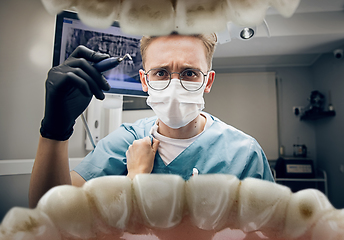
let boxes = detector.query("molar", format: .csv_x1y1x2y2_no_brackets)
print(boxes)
0,207,61,240
41,0,74,15
238,177,292,236
174,0,229,34
185,174,240,230
82,176,132,230
226,0,269,27
270,0,301,18
36,185,94,239
133,174,185,228
75,0,121,29
119,0,175,36
284,189,334,239
312,209,344,240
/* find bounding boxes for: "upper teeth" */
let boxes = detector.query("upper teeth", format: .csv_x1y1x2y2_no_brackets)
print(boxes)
40,0,301,35
1,174,342,239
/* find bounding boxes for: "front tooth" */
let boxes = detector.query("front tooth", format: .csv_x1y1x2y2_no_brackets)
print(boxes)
284,189,334,239
133,174,185,228
119,0,175,36
0,207,61,240
36,185,94,239
186,174,240,230
83,176,132,229
270,0,301,18
238,178,291,235
75,0,121,29
312,209,344,240
175,0,229,34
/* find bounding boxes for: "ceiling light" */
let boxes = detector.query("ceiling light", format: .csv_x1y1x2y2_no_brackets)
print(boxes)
217,20,270,44
240,27,255,39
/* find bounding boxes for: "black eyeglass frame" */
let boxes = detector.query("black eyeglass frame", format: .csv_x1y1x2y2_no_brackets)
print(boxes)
144,68,208,92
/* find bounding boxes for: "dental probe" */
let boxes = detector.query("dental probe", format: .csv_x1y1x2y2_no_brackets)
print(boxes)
93,53,132,72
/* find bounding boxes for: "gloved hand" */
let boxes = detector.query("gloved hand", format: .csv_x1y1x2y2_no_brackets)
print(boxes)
40,45,111,141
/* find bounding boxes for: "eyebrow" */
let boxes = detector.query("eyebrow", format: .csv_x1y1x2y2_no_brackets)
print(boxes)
152,64,201,72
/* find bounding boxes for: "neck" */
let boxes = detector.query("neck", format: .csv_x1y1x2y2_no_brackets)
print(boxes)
157,114,206,139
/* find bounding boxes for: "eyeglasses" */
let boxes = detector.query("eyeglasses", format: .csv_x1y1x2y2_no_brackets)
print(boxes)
144,68,208,91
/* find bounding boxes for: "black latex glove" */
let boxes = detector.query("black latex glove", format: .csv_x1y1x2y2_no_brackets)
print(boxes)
40,45,111,141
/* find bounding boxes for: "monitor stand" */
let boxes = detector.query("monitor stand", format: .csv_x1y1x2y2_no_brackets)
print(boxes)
84,94,123,150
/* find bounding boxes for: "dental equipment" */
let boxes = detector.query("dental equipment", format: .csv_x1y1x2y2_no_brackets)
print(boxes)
82,53,132,149
93,54,132,73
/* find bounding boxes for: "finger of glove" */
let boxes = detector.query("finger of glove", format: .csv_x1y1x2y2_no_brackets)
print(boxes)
69,67,106,100
66,58,109,98
68,46,110,90
64,71,95,99
70,45,110,63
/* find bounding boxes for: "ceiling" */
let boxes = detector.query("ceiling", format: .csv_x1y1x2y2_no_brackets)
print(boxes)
213,0,344,70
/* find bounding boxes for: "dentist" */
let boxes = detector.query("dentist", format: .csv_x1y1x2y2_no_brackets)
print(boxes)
29,33,274,208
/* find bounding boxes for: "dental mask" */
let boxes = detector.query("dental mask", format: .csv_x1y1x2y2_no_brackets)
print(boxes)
146,78,207,129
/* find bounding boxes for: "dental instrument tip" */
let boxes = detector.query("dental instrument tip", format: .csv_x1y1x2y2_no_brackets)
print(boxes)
120,53,132,62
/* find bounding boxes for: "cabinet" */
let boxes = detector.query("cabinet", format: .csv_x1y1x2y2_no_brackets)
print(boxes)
271,168,328,196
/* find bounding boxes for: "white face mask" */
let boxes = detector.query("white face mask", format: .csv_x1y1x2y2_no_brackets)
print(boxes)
146,79,207,129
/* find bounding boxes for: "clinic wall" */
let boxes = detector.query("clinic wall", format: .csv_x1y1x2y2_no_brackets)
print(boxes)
0,0,53,160
213,66,317,161
274,67,317,160
311,51,344,209
0,0,89,160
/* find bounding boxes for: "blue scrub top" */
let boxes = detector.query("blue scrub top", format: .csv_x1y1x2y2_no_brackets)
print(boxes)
74,113,274,182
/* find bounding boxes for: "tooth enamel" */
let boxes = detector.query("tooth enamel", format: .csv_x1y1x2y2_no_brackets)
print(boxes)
238,177,292,235
2,174,342,239
175,0,229,34
270,0,301,18
119,0,175,36
41,0,74,15
185,174,239,230
284,189,334,239
75,0,121,29
0,207,61,240
312,209,344,240
133,174,185,228
82,176,132,229
226,0,269,27
40,0,301,34
36,185,94,239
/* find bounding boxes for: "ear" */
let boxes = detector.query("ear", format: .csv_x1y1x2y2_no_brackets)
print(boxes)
204,70,215,93
139,69,148,92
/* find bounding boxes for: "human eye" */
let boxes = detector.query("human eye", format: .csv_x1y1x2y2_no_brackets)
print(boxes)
181,69,201,80
150,69,169,80
156,70,167,77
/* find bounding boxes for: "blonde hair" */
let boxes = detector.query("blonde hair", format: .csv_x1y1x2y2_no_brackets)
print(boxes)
140,32,217,70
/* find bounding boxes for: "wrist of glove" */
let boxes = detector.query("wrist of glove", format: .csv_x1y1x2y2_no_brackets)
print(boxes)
40,45,110,141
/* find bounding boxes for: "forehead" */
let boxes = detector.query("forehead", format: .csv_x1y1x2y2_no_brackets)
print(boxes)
144,35,208,70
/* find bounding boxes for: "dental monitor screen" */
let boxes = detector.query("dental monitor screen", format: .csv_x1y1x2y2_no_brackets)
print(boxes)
53,11,147,97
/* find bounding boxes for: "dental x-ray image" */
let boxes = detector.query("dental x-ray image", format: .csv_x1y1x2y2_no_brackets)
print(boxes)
64,29,142,84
